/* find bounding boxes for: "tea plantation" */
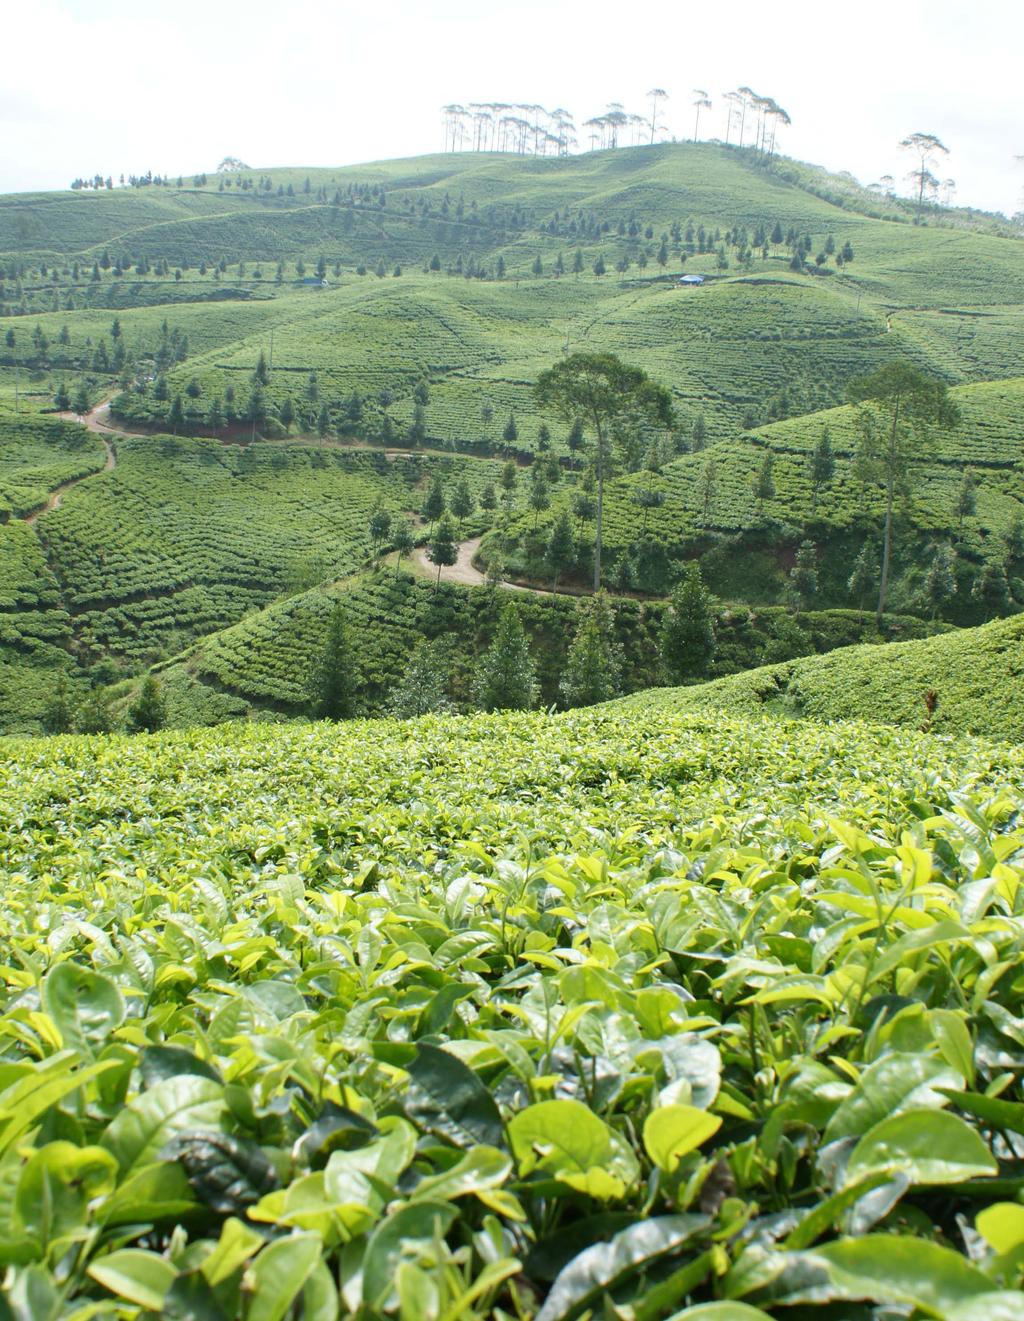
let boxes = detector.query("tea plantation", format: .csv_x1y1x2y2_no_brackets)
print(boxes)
36,438,501,665
621,612,1024,741
0,701,1022,1315
140,569,942,728
0,136,1024,1318
503,374,1024,614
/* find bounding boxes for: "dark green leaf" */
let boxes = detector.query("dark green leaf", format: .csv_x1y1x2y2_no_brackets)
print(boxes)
165,1131,278,1213
536,1215,708,1321
405,1042,504,1149
846,1108,997,1186
141,1046,222,1089
362,1200,458,1310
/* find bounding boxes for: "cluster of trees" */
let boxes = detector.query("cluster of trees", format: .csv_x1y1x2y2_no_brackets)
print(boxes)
69,171,198,191
42,673,166,736
718,87,791,158
312,565,718,723
441,87,793,158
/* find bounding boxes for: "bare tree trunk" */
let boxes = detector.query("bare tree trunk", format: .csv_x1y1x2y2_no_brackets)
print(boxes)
876,396,902,621
877,476,894,622
593,420,605,592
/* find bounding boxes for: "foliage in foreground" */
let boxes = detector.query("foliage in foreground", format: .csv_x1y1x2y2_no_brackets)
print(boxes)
0,705,1023,1316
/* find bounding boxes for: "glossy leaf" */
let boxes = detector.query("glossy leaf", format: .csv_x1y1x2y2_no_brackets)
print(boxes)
643,1105,722,1174
404,1043,504,1149
846,1108,997,1186
536,1215,708,1321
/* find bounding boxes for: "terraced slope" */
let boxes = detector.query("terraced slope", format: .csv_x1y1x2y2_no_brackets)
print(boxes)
35,435,501,664
620,613,1024,740
147,570,942,728
507,374,1024,613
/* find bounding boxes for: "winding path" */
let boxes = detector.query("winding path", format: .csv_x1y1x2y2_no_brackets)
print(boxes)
413,534,567,596
31,399,561,597
24,400,118,525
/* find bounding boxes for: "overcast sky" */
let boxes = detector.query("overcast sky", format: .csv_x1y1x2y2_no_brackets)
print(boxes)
2,0,1021,216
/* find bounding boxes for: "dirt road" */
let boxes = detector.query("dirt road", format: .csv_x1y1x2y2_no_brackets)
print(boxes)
25,402,117,524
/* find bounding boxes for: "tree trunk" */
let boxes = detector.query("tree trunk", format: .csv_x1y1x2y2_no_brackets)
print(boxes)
876,395,901,622
593,421,605,592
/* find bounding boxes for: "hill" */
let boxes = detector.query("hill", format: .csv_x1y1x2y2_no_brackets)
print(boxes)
0,697,1022,1312
0,140,1022,735
138,571,941,731
620,612,1024,740
503,372,1024,616
4,144,1024,458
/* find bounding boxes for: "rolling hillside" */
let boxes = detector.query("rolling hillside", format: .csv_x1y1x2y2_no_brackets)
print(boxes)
0,140,1021,734
3,142,1024,1316
504,374,1024,614
620,612,1024,740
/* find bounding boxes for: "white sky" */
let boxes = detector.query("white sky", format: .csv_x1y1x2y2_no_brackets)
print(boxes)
2,0,1022,216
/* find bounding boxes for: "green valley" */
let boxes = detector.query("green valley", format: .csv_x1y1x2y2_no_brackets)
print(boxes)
0,114,1023,1318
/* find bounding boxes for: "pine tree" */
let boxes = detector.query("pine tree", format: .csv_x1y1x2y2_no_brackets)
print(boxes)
422,476,446,534
956,467,977,532
369,505,392,556
311,605,356,719
503,413,518,445
128,676,167,733
485,549,506,590
53,382,70,411
449,478,474,531
924,542,957,618
546,510,575,590
42,675,74,734
661,562,716,683
847,540,877,610
529,471,550,529
479,483,498,513
76,689,115,734
972,558,1011,619
566,417,585,467
428,515,458,589
167,394,185,432
387,640,454,718
786,539,819,609
392,520,415,577
559,592,622,708
72,382,91,414
753,453,776,510
473,603,536,711
499,460,518,509
810,425,835,510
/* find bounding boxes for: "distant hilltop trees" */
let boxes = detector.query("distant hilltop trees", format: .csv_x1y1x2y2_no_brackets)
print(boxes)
217,157,251,172
441,88,792,159
70,171,208,191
